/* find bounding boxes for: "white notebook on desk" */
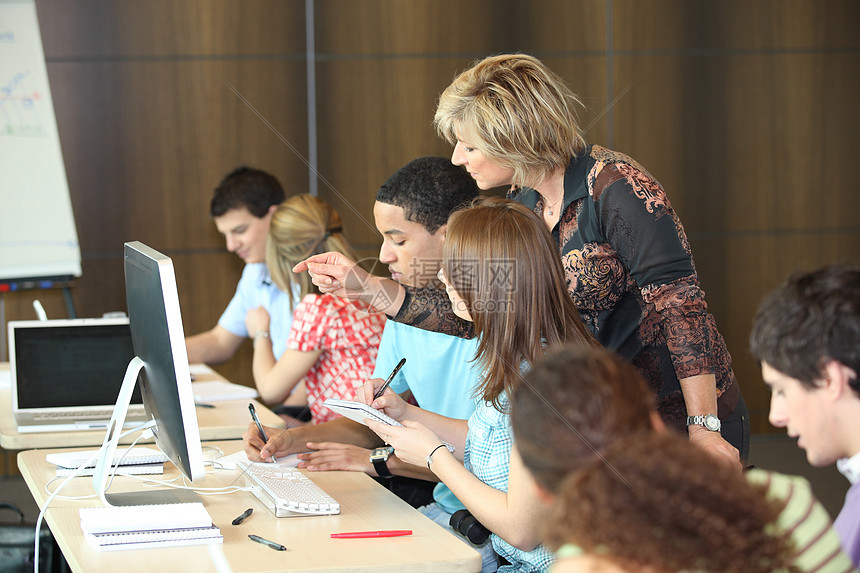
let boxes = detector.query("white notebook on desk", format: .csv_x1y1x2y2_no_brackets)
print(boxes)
80,502,221,551
192,380,258,402
79,502,213,535
56,463,164,478
47,447,167,469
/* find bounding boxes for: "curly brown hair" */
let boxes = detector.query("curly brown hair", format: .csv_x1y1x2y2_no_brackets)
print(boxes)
547,432,798,573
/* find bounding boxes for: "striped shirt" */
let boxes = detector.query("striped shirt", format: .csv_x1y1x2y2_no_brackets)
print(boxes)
747,469,855,572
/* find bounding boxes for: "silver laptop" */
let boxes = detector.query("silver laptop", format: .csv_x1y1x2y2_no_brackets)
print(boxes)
9,317,146,433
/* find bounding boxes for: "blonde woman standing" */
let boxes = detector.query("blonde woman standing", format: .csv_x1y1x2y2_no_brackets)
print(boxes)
297,54,747,469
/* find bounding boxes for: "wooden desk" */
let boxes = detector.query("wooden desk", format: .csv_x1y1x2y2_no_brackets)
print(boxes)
0,363,284,450
18,442,481,572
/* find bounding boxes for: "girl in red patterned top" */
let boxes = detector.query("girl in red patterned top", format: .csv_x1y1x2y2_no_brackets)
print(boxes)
245,194,386,424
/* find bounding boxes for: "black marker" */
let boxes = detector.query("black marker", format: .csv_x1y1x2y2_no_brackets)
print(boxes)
373,358,406,401
249,534,286,551
249,403,277,463
232,508,253,525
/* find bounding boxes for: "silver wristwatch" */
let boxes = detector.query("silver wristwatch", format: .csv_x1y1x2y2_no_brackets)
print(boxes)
686,413,721,432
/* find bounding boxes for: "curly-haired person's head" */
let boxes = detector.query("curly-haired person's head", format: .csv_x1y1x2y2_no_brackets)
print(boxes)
375,156,478,234
547,432,798,573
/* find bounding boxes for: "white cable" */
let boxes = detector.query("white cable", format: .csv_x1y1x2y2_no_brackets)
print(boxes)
129,472,255,496
43,427,152,500
33,420,154,572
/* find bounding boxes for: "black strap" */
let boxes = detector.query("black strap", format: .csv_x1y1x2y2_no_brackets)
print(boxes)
372,457,393,478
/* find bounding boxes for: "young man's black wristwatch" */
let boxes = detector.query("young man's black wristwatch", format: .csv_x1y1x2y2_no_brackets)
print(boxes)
370,446,395,478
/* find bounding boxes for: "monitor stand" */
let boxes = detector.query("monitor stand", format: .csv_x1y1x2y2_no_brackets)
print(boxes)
92,356,199,506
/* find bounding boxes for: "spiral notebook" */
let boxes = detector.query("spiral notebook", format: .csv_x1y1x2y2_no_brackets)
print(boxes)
80,502,211,533
79,502,220,551
85,526,222,551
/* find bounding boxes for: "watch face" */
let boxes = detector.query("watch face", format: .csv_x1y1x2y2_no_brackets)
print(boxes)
703,414,721,431
371,447,393,461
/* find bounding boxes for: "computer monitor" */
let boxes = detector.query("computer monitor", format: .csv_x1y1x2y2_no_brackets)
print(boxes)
92,241,205,506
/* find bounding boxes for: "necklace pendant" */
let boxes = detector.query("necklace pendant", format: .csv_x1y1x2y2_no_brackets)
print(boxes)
548,207,553,216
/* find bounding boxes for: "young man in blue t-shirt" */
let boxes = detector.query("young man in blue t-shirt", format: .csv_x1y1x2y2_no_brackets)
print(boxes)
243,158,500,570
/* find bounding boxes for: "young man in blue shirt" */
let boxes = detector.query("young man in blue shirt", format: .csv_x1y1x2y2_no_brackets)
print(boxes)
244,157,500,570
185,166,297,364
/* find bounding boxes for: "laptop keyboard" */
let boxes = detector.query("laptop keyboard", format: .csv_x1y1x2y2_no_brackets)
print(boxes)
34,409,114,420
31,404,145,421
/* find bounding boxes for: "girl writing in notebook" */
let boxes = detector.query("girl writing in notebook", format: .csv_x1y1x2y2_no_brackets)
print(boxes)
360,197,595,572
244,194,386,425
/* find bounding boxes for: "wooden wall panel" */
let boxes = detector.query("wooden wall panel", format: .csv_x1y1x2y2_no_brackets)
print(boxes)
48,59,309,253
315,0,605,55
612,0,860,432
37,0,305,57
613,52,860,233
694,231,858,434
538,56,610,153
314,56,477,262
2,0,856,441
614,0,860,51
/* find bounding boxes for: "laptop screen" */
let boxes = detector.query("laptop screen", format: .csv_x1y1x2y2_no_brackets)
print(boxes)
12,320,142,409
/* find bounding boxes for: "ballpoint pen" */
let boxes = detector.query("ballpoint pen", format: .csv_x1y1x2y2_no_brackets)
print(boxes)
248,534,287,551
232,507,253,525
372,358,406,401
249,403,277,463
331,530,412,539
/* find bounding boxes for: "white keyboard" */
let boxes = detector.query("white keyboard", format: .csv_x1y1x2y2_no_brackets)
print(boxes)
236,462,340,518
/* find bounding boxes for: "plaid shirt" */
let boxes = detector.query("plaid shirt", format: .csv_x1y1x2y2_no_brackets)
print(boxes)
465,393,554,572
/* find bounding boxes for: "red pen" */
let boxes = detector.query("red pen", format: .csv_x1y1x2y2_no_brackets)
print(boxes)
330,530,412,539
